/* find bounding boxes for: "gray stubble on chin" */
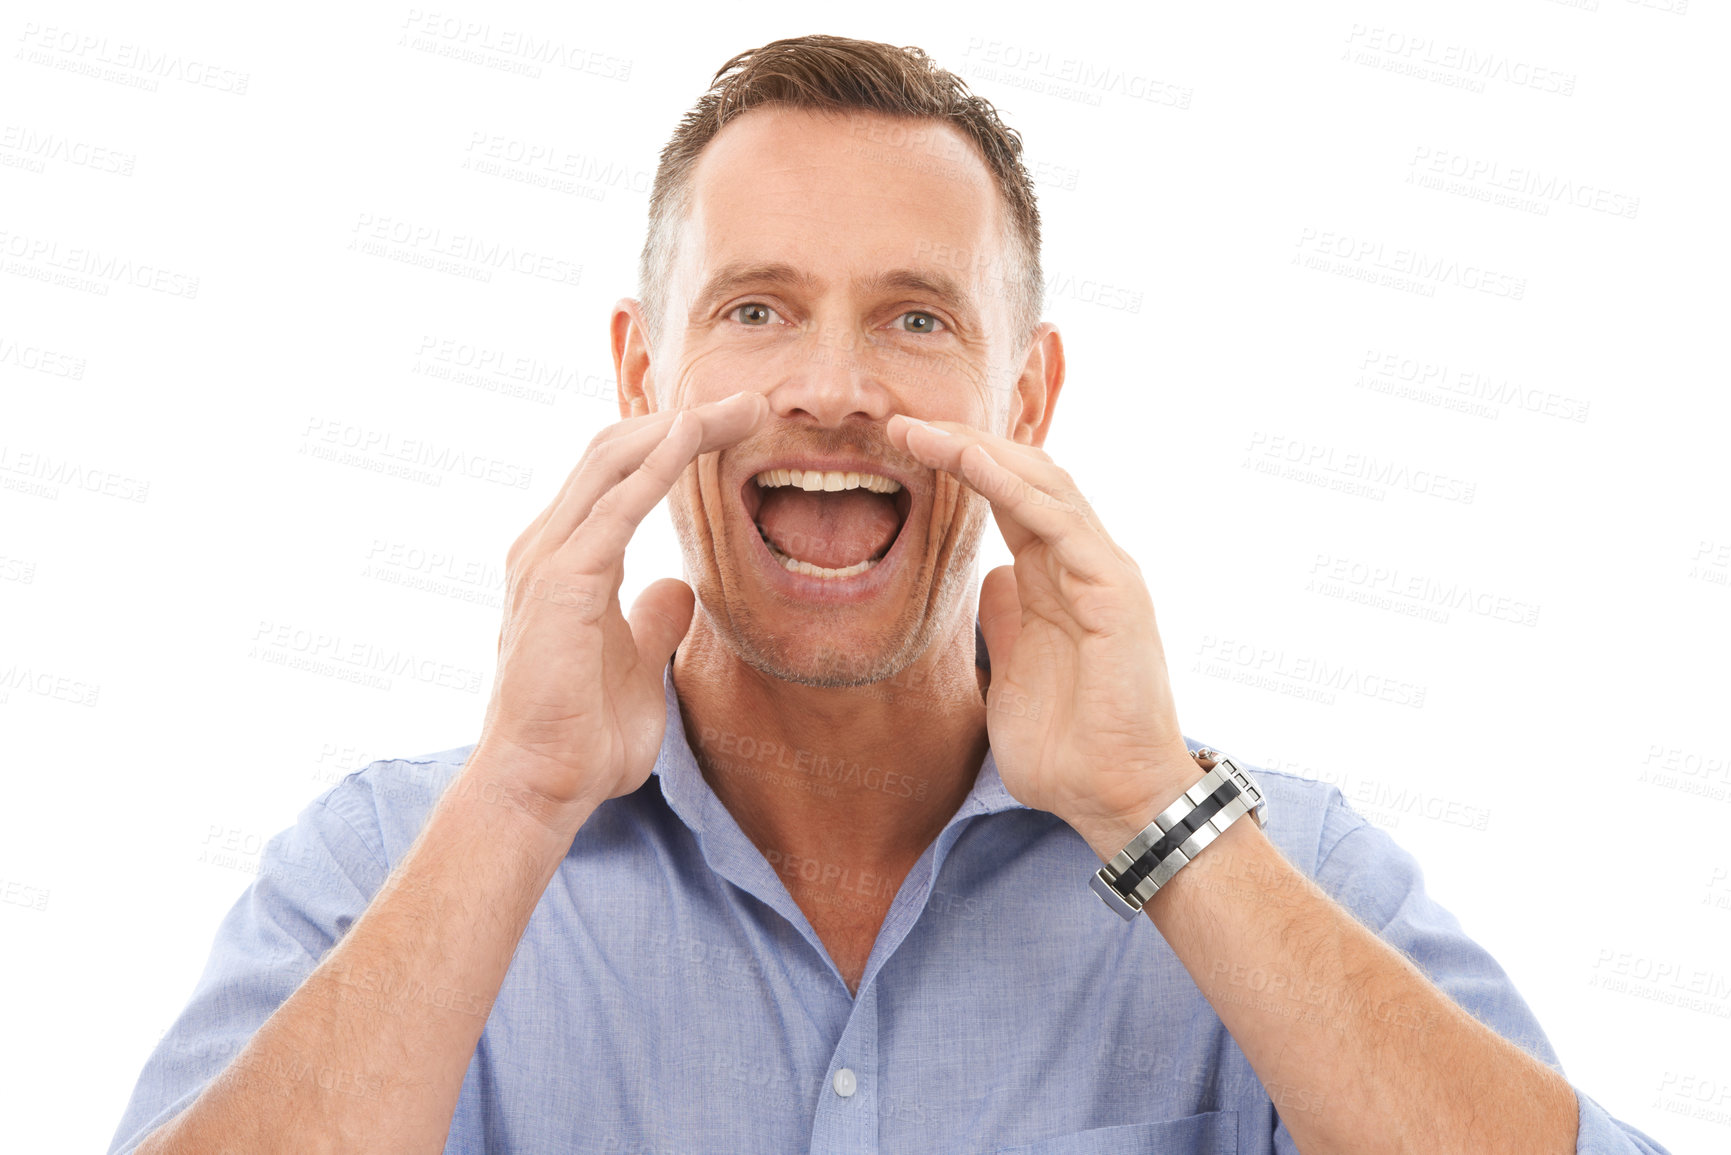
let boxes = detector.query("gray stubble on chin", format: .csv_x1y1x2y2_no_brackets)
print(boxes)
680,467,990,689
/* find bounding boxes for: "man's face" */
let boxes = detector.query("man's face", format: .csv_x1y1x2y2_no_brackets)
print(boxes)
647,106,1028,687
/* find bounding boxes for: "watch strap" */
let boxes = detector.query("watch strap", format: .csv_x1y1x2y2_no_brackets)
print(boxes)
1089,749,1267,920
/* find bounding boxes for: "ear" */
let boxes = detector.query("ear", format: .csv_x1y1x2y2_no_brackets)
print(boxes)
611,298,656,419
1003,322,1064,449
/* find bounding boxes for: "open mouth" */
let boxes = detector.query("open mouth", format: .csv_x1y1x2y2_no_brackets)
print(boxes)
740,467,914,581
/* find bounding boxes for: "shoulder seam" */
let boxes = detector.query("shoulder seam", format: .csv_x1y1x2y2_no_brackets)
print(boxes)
1315,788,1374,876
311,791,391,875
375,745,474,767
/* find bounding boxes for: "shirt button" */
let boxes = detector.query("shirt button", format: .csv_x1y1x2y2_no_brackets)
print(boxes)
832,1067,857,1098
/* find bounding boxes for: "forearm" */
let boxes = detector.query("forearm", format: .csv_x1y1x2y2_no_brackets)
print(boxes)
136,751,593,1155
1139,820,1577,1155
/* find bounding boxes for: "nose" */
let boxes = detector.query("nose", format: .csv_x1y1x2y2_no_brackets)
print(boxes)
764,325,896,428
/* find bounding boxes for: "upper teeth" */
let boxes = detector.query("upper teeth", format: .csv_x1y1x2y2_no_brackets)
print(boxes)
753,469,902,494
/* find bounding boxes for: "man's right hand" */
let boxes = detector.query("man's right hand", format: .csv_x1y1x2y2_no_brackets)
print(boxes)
128,393,771,1155
473,389,767,823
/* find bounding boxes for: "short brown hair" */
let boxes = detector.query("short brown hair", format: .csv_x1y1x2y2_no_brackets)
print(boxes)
638,34,1043,348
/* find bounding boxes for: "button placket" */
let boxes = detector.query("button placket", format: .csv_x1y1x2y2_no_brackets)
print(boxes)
807,982,879,1154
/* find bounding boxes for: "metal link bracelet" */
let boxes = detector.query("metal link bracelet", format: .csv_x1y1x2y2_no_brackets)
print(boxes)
1089,748,1268,920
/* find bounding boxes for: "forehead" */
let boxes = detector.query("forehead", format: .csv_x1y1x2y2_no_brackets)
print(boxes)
678,105,1009,298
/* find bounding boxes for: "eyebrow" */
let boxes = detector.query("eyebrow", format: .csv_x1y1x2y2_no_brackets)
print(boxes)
688,261,981,330
856,268,978,329
689,262,819,318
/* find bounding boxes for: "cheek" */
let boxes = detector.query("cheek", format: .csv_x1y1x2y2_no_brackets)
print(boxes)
669,344,762,406
666,471,698,541
953,481,990,538
920,477,989,584
683,460,720,526
933,473,961,515
928,473,972,541
667,459,720,552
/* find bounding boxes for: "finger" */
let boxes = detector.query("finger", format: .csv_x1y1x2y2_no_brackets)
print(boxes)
562,407,713,575
890,419,1115,577
511,417,670,562
524,392,766,565
628,577,696,672
888,415,1101,530
887,413,1067,480
509,417,682,574
960,440,1118,582
539,391,765,553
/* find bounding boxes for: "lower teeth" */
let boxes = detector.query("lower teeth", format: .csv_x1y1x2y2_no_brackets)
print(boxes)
762,536,880,579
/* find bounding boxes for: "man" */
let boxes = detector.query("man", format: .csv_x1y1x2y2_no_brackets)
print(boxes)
111,34,1669,1155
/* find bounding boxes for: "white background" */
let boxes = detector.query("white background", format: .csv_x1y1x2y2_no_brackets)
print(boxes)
3,1,1727,1152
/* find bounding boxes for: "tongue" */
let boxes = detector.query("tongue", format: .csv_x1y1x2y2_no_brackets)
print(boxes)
756,488,901,569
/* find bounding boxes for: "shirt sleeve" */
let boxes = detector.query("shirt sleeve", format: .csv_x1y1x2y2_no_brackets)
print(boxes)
1298,798,1673,1155
105,787,390,1155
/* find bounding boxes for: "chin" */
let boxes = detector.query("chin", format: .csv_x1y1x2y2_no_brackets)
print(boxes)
700,595,933,688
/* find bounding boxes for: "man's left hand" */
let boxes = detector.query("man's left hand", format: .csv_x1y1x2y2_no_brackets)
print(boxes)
886,415,1200,859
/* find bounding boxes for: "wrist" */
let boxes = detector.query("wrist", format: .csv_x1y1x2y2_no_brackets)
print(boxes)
1069,749,1208,862
1076,806,1170,865
448,745,603,847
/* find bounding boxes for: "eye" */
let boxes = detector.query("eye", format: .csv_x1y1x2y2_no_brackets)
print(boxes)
729,302,780,326
895,311,945,335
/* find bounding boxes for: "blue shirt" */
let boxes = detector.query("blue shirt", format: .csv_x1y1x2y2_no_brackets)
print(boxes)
110,661,1671,1154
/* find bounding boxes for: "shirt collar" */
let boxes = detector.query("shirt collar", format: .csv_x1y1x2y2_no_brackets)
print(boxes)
648,654,1027,839
645,612,1218,838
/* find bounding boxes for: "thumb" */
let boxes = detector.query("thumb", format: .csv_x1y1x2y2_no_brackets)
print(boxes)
627,578,696,671
978,565,1021,675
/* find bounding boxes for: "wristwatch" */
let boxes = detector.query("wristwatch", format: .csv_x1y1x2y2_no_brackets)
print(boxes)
1089,747,1268,920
